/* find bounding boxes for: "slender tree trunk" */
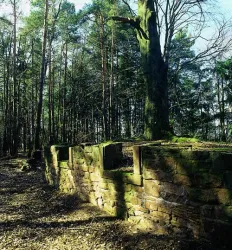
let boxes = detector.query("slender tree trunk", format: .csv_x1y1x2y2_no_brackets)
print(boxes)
48,41,52,143
99,14,109,140
109,27,117,139
62,42,68,143
217,76,226,141
29,39,35,155
3,43,10,154
52,63,55,142
12,0,19,155
35,0,49,149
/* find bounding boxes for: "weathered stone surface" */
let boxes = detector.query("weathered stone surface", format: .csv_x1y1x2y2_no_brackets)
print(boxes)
132,185,144,194
187,187,232,205
159,182,188,198
124,191,134,202
84,145,93,153
122,173,142,186
136,216,170,234
124,184,132,192
83,172,90,180
80,165,89,172
171,216,189,228
194,173,223,187
201,205,232,222
58,161,69,168
68,147,73,165
104,203,120,216
216,188,232,205
150,210,170,222
101,190,118,201
98,180,108,190
88,166,95,172
97,197,104,208
73,146,85,158
133,146,141,175
142,157,176,173
141,146,180,160
134,205,149,216
173,174,192,186
75,159,85,165
143,168,173,182
144,180,160,197
90,172,102,182
187,187,217,204
134,205,149,213
45,143,232,243
107,182,118,192
103,170,121,180
129,196,143,206
180,150,210,161
128,215,142,224
172,203,200,222
145,200,158,211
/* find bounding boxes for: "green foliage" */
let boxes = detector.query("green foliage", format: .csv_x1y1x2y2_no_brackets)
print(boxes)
1,0,232,154
216,58,232,81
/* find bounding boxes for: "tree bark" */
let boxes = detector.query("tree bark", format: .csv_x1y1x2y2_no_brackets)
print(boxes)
100,14,109,140
112,0,170,139
34,0,49,149
137,0,170,139
12,0,18,155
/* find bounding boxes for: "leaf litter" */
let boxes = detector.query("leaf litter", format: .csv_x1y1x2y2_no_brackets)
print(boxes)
0,157,216,250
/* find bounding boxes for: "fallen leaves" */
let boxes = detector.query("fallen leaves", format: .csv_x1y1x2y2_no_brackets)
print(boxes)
0,158,213,250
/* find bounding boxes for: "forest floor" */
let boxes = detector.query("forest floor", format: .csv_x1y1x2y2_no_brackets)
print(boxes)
0,157,223,250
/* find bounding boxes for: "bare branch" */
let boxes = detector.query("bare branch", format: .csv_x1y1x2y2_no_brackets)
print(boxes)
122,0,136,17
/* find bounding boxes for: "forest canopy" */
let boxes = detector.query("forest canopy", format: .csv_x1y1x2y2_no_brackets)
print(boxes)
0,0,232,156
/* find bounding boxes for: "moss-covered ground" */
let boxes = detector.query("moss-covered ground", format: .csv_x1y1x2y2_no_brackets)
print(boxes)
0,156,220,250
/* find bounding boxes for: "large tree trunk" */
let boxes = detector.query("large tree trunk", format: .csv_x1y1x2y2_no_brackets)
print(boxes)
137,0,169,139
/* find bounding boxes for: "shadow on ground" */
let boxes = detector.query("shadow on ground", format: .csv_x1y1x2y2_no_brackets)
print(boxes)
0,158,228,250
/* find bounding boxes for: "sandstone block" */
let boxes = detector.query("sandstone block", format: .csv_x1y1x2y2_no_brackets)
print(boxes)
80,165,89,172
83,172,90,179
89,192,97,205
104,203,118,216
99,180,108,190
150,210,170,221
173,174,191,186
90,173,101,182
119,173,142,186
172,203,200,222
124,191,134,202
145,200,158,211
58,161,68,168
144,180,160,197
133,146,141,175
216,188,232,205
171,216,188,228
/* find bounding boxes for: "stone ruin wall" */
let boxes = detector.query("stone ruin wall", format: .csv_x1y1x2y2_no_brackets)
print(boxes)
44,142,232,245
